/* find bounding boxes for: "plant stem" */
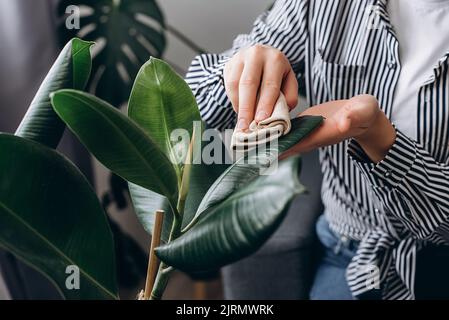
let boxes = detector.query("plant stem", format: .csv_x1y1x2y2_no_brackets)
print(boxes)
150,263,173,300
150,216,182,300
168,214,183,243
144,210,164,299
150,131,196,299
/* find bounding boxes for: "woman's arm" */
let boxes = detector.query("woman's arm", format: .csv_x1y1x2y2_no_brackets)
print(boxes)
284,95,449,242
186,0,309,131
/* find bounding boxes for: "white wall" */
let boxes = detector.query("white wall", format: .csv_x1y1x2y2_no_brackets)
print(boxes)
160,0,272,71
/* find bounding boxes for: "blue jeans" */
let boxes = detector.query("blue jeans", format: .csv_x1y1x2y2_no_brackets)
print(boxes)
309,215,359,300
310,216,449,300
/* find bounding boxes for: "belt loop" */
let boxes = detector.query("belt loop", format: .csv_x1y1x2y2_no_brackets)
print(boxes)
334,240,342,255
334,235,350,255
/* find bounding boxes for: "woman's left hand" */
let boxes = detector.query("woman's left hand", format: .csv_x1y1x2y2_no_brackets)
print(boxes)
281,94,396,163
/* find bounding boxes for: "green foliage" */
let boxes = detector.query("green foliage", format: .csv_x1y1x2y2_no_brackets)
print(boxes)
15,38,93,148
4,36,324,300
0,134,117,299
57,0,166,106
52,58,323,298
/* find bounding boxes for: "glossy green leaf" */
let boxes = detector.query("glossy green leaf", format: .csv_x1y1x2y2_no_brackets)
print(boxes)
0,134,117,299
185,115,324,229
51,89,178,206
128,118,201,241
15,38,93,148
126,58,202,238
155,156,306,272
128,183,173,242
57,0,166,106
128,57,202,177
182,133,230,229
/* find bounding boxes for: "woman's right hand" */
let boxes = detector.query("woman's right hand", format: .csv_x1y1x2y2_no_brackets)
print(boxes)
223,44,299,131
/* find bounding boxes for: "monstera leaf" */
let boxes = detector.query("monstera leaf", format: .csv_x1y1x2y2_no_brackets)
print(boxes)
15,38,93,148
57,0,166,106
0,134,117,299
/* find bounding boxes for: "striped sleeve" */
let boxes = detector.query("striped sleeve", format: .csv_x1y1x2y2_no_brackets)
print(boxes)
185,0,309,130
348,129,449,241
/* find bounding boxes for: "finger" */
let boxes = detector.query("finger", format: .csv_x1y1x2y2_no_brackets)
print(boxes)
237,56,263,130
255,62,283,122
224,60,244,112
282,69,299,110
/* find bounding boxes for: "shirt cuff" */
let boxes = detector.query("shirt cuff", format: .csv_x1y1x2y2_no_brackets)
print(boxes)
347,128,417,189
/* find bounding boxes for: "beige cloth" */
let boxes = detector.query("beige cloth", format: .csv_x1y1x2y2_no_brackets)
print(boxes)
231,93,291,150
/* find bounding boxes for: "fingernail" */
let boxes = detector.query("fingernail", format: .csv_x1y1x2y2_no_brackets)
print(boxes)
255,111,269,122
236,119,249,131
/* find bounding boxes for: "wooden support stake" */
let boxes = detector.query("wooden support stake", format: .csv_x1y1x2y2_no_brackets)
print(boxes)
144,210,164,300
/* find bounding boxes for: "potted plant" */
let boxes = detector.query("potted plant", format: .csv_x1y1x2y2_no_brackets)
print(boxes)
0,38,323,299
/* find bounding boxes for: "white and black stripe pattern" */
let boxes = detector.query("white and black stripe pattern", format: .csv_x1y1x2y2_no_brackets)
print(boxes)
185,0,449,300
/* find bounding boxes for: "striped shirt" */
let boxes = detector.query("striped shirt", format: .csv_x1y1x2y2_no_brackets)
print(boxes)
185,0,449,300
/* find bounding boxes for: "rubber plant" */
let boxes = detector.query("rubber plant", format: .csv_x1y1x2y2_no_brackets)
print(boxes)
0,38,118,299
50,53,324,298
56,3,168,267
0,36,323,299
55,2,207,285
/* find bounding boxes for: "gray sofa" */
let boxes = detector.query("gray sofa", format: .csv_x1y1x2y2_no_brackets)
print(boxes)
222,150,323,300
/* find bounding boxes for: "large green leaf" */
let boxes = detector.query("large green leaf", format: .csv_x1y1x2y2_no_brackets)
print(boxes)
182,133,230,229
128,183,173,242
157,116,323,271
57,0,166,106
127,119,202,241
128,57,202,177
0,134,117,299
155,156,305,272
15,38,93,148
126,58,202,239
184,116,324,229
51,89,178,206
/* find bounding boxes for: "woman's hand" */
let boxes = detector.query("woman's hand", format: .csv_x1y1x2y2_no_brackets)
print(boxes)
223,45,298,131
281,95,397,163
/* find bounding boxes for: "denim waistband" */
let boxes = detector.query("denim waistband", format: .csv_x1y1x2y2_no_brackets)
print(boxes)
316,215,360,257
